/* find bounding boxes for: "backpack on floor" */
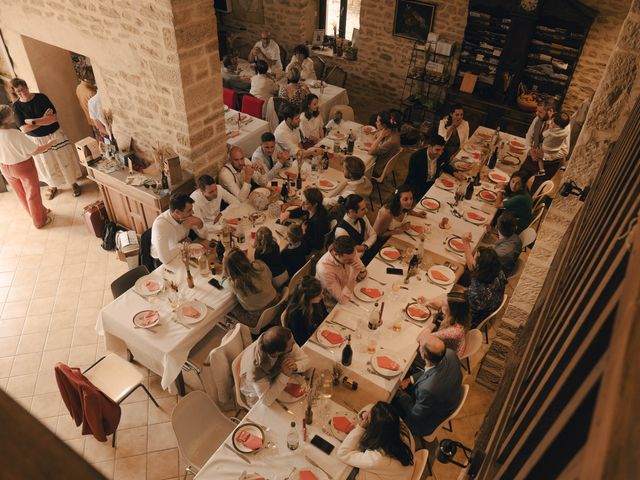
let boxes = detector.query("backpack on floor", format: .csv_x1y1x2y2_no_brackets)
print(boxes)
101,221,118,251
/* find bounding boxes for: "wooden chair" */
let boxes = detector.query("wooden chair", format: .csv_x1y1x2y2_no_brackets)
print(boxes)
171,391,237,479
241,95,265,119
423,384,470,442
459,329,483,374
328,104,354,121
324,65,347,88
110,265,149,299
311,55,326,80
371,148,402,204
475,294,509,344
223,88,238,110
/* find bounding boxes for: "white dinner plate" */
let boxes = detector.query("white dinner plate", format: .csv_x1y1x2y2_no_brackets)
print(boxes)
427,265,455,285
177,300,207,324
379,246,402,262
134,275,164,296
420,197,441,212
249,187,271,199
329,410,358,441
405,302,431,322
278,375,308,403
435,177,457,190
453,159,474,172
279,169,298,181
488,170,509,184
477,189,497,203
464,210,489,225
446,236,465,253
370,354,403,378
354,282,385,303
317,178,337,191
231,423,265,454
509,138,526,150
316,327,345,348
328,130,347,141
188,243,206,258
132,310,160,329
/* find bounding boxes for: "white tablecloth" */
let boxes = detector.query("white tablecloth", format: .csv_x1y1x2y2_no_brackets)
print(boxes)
196,397,352,480
96,256,236,390
226,108,270,157
316,121,376,173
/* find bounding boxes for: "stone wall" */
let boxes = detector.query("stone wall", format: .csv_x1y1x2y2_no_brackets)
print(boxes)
476,0,640,390
0,0,226,175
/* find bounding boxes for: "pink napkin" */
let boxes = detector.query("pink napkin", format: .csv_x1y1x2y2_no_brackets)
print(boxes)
408,306,429,319
236,430,263,450
382,249,400,260
360,287,382,299
376,356,400,371
299,471,318,480
450,239,464,251
332,416,355,433
284,383,305,397
145,280,159,291
321,330,344,345
181,306,200,318
467,212,485,221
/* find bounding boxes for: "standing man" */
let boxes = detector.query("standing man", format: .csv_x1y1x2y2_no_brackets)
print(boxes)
404,134,447,199
249,31,282,72
11,78,82,199
218,146,254,201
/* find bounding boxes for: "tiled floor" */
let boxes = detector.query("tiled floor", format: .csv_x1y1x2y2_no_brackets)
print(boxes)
0,179,495,480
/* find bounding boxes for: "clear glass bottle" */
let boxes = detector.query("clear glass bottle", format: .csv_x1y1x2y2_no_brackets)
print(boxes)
197,253,209,277
287,421,299,451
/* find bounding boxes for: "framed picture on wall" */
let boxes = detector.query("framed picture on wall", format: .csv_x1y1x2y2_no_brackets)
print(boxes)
312,29,325,47
393,0,436,42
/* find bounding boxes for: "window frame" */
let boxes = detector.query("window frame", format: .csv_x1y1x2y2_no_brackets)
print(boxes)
319,0,349,39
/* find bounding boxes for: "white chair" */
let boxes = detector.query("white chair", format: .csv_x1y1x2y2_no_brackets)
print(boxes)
424,384,470,442
531,179,554,203
82,353,160,447
225,287,290,336
371,148,402,204
287,256,314,294
328,104,354,121
475,294,508,344
182,323,228,387
505,256,526,294
529,203,546,232
411,449,429,480
520,227,537,251
171,391,237,479
459,329,483,374
280,306,288,327
231,349,250,412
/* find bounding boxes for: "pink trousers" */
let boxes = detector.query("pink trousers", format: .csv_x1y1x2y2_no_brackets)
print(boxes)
0,158,48,228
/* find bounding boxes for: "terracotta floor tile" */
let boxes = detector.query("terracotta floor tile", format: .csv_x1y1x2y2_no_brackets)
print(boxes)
114,454,147,480
147,448,179,480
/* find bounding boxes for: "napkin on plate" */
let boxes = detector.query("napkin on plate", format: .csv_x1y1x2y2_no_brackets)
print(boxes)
332,416,355,434
408,306,429,318
284,382,306,397
299,471,318,480
430,270,451,282
236,430,263,450
321,330,344,345
376,356,400,371
360,287,382,299
381,249,400,260
181,306,200,318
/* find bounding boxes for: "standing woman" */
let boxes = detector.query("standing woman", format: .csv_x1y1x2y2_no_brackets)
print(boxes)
11,78,82,200
0,105,54,228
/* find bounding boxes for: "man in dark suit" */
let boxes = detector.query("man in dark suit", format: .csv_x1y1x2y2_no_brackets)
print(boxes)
404,134,449,200
392,334,463,439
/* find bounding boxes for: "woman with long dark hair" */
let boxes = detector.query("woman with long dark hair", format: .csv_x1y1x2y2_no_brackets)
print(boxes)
368,111,401,177
337,401,415,480
417,292,471,356
495,170,533,233
372,184,425,239
223,248,278,327
282,187,330,252
467,247,506,327
253,226,289,288
300,93,323,142
284,276,327,345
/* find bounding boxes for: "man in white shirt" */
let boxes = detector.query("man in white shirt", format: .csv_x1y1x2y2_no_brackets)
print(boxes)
190,175,239,235
251,132,290,186
334,194,378,265
150,194,203,266
221,54,250,92
249,31,282,72
274,104,323,159
240,326,309,407
88,90,108,136
438,104,469,164
524,97,555,151
323,155,373,207
218,146,255,201
249,60,278,102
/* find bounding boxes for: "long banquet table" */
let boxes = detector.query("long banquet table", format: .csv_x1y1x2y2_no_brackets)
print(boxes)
225,107,271,156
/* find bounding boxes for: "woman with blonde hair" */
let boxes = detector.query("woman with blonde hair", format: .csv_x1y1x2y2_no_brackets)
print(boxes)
253,226,289,288
0,104,55,228
223,248,278,328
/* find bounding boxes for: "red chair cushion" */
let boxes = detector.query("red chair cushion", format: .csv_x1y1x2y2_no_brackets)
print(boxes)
223,88,238,110
241,95,265,119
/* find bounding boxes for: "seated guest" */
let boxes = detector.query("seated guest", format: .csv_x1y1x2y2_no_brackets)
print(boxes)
323,155,373,208
494,212,522,275
253,226,289,288
315,236,367,308
438,104,470,163
150,194,203,266
190,175,238,230
286,44,316,80
218,146,254,202
335,194,378,265
393,334,463,439
404,134,448,199
274,104,323,159
221,54,250,92
281,224,310,276
251,132,290,186
495,171,533,233
299,93,324,142
465,247,506,328
282,187,330,252
417,292,471,356
239,326,309,407
337,401,415,480
223,248,278,328
284,276,327,345
278,67,311,111
249,31,282,72
368,111,401,177
250,60,278,101
530,111,571,190
373,185,425,239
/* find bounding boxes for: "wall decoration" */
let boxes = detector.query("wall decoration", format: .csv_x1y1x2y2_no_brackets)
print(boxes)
393,0,436,43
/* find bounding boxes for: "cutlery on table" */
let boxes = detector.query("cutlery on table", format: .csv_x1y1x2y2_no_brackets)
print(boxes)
367,367,389,380
224,443,252,464
304,455,331,478
343,400,360,414
276,399,294,415
369,277,387,286
173,318,192,329
285,467,297,480
404,317,424,327
468,203,492,215
404,230,416,240
379,258,396,268
426,277,447,290
133,325,157,333
348,299,369,312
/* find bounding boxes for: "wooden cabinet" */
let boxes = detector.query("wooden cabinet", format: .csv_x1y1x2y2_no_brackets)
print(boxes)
87,165,195,234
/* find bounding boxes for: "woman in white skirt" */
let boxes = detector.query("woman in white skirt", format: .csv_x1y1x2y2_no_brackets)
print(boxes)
11,78,82,200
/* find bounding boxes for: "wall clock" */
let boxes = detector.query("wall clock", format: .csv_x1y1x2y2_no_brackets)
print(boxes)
520,0,539,12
